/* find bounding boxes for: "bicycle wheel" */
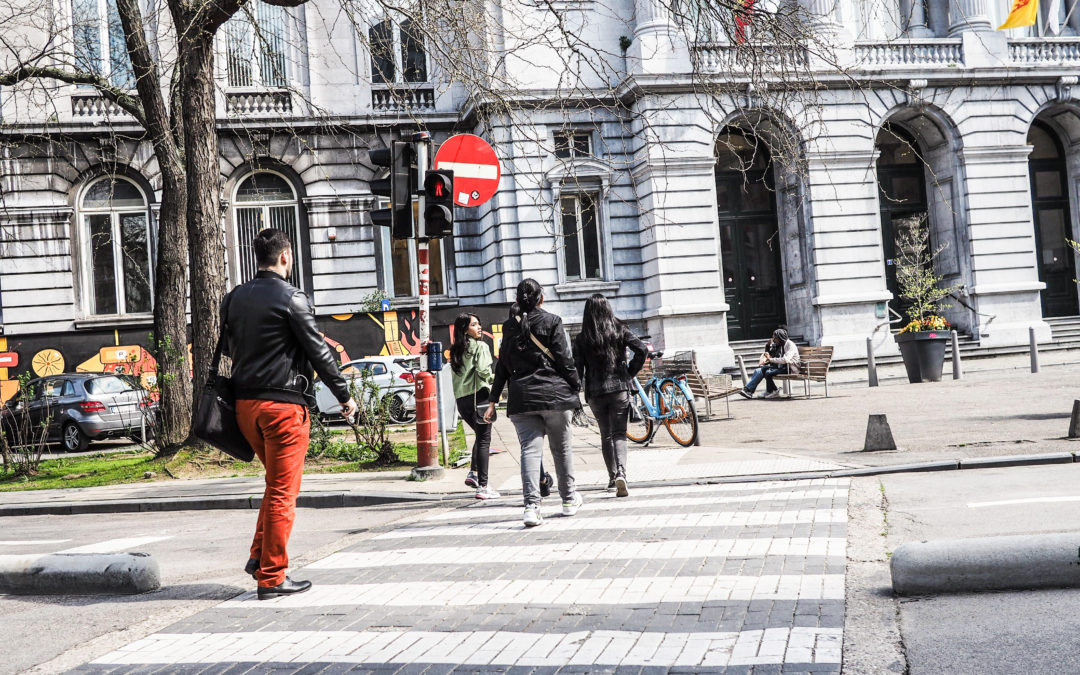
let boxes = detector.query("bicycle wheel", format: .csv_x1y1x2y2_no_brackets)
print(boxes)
660,380,698,447
626,389,654,444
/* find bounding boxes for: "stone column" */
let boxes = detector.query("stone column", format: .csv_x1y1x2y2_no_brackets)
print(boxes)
628,0,691,75
801,0,842,33
959,145,1052,346
948,0,993,34
901,0,933,37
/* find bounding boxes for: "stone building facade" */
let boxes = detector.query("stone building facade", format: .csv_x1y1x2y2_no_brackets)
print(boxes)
1,0,1078,388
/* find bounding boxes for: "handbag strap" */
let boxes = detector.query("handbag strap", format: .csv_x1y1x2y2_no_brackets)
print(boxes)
208,291,233,379
514,315,555,362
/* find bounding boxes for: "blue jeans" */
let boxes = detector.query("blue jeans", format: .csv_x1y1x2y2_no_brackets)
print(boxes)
746,364,788,393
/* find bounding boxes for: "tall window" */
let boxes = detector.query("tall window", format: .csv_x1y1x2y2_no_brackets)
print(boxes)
386,239,445,297
233,172,304,289
369,18,427,84
224,1,289,88
560,193,603,281
72,0,135,89
80,176,152,316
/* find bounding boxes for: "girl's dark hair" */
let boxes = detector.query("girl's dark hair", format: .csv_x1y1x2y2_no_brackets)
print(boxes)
579,293,622,373
449,313,479,375
512,278,543,348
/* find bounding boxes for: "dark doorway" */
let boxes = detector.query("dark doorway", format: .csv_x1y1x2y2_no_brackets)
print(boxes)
1028,121,1079,318
715,131,786,341
876,126,930,321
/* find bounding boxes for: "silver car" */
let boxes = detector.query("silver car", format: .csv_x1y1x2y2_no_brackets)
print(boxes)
0,374,157,452
313,356,419,424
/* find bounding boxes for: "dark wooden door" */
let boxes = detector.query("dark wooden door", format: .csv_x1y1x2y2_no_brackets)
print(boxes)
1028,122,1079,317
715,133,785,342
876,127,929,321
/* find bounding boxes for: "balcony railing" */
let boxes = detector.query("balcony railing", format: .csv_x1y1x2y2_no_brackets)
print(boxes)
853,40,963,68
70,93,131,120
1009,38,1080,65
224,89,293,116
371,84,436,113
692,43,810,74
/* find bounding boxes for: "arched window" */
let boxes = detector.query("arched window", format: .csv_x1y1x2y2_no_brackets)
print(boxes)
79,176,152,316
233,171,305,289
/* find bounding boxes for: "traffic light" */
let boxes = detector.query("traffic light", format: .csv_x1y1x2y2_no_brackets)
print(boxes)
423,170,454,239
369,141,415,239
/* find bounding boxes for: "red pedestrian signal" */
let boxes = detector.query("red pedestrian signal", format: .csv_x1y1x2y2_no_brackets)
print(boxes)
423,170,454,239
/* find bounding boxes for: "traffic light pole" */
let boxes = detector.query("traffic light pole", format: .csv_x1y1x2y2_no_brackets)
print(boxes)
410,136,443,480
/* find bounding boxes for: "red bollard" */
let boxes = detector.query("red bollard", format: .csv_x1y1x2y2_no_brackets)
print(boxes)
414,371,439,468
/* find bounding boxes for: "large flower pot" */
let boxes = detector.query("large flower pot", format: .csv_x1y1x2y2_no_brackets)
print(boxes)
894,331,949,383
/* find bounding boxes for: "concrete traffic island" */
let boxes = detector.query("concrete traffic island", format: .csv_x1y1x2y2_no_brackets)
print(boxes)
0,552,161,595
891,532,1080,595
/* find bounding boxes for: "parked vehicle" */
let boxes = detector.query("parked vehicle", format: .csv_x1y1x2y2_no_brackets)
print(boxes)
313,356,419,424
0,374,158,452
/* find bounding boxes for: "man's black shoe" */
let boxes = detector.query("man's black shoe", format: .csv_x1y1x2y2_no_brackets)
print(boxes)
738,389,753,400
539,472,554,498
607,478,616,490
244,558,259,580
257,577,312,600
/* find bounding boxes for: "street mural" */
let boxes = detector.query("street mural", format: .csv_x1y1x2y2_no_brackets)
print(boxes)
0,304,511,404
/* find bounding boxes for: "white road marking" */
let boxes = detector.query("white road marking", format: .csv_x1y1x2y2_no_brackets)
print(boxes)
57,536,172,554
308,537,847,569
0,540,71,545
425,488,849,523
377,508,846,540
217,575,845,608
968,496,1080,508
92,627,843,666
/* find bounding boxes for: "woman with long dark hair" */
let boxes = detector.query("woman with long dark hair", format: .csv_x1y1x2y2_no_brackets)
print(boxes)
573,294,647,497
485,279,583,527
450,313,498,499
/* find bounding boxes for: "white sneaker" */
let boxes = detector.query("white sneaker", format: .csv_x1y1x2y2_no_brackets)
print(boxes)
475,486,500,500
763,391,780,399
523,505,542,527
562,492,583,517
615,476,629,498
464,472,479,489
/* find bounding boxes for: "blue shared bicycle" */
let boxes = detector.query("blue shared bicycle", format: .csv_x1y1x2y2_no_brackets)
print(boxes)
626,351,699,447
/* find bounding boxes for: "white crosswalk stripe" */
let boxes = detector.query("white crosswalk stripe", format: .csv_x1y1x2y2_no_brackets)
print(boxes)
309,537,847,569
57,536,172,553
83,479,850,672
0,540,71,546
94,627,843,666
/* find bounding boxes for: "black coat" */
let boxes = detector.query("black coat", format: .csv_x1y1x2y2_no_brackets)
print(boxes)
489,308,581,415
573,325,648,401
223,270,350,407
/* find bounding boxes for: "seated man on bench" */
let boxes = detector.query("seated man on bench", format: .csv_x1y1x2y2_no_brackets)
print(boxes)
739,327,801,400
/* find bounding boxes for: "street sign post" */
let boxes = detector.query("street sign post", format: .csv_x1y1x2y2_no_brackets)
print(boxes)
432,134,501,207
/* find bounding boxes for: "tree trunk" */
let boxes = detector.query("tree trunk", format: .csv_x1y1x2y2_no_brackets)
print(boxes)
180,32,227,408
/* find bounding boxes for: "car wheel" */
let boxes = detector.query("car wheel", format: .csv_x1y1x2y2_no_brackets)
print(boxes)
387,393,414,424
62,422,89,452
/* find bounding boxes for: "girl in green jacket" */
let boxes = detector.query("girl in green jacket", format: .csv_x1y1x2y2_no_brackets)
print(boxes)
450,313,498,499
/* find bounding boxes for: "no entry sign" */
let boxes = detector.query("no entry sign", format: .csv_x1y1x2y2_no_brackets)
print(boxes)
433,134,501,207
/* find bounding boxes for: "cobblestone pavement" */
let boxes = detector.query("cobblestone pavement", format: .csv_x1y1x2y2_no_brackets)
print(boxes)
74,478,849,674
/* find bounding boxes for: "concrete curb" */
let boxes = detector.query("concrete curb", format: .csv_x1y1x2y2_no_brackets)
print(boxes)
0,552,161,595
4,451,1080,516
891,532,1080,595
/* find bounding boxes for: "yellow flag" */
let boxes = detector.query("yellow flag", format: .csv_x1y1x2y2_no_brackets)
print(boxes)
998,0,1038,29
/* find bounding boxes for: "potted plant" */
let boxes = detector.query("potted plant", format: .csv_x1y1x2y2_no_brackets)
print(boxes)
892,215,961,383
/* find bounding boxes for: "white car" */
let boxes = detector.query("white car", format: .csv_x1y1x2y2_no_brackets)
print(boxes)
313,356,419,424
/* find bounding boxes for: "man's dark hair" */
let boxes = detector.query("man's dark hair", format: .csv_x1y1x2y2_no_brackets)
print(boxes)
253,228,292,268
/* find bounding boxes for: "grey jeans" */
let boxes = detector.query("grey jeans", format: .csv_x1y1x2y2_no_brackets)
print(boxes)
511,410,576,507
588,390,630,481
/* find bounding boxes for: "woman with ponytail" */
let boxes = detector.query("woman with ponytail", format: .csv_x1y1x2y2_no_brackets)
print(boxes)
485,278,583,527
450,313,498,499
573,294,647,497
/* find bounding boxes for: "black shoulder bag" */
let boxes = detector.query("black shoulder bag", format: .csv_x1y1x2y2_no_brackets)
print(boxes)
192,295,255,462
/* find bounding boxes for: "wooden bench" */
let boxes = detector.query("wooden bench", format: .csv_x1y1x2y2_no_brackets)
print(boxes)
644,351,743,419
773,346,834,397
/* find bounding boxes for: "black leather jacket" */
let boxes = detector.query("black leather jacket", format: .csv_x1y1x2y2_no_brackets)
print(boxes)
222,270,350,407
489,308,581,415
573,325,648,401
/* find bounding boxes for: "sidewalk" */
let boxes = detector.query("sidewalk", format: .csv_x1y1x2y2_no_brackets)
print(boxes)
2,361,1078,515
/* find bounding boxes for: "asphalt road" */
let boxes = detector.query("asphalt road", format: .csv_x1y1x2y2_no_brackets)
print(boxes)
0,502,437,674
845,462,1080,675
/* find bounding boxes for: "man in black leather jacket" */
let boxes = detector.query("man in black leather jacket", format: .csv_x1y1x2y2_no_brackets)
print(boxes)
223,228,356,600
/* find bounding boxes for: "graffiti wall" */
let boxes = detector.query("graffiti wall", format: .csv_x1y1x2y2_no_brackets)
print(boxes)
0,303,512,403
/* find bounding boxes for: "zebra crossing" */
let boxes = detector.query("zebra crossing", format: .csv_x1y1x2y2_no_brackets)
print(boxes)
78,477,849,673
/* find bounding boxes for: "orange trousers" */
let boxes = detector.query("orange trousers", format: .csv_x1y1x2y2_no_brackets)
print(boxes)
236,399,309,588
